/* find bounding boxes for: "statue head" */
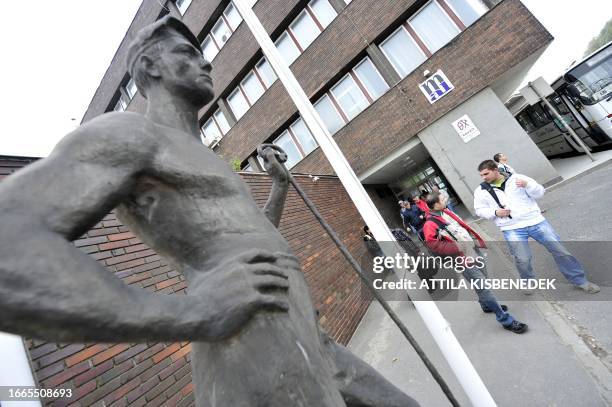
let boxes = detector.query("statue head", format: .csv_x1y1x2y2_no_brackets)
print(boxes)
127,16,214,106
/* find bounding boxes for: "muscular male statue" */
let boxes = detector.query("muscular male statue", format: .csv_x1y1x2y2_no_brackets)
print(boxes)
0,16,418,407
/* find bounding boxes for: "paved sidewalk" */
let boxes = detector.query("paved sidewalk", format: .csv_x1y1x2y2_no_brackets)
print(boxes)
348,162,612,406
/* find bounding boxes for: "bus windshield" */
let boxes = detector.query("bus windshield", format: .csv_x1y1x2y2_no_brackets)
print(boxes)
565,44,612,105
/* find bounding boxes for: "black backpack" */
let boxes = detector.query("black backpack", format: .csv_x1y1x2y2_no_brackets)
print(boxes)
426,216,458,241
480,173,512,219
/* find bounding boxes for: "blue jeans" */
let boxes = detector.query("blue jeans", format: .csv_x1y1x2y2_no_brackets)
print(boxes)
502,220,586,286
463,253,514,327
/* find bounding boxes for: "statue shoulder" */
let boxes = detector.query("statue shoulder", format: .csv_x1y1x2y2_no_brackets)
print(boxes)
54,112,158,165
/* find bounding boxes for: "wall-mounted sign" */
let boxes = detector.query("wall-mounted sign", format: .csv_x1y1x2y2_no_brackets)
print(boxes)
452,114,480,143
419,70,454,104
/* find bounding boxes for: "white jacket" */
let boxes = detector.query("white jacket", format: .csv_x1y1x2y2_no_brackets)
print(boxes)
473,173,545,231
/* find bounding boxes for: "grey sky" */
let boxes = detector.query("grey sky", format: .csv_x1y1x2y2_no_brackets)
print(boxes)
0,0,610,157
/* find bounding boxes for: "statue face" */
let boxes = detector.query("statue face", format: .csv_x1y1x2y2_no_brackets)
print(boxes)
155,35,214,106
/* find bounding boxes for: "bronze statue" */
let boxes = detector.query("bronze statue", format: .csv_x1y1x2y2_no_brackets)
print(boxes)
0,16,418,407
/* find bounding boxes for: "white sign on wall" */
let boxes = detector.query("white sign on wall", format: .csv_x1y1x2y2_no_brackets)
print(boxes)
452,114,480,143
418,70,454,104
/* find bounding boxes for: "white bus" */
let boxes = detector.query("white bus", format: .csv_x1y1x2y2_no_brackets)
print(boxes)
507,42,612,158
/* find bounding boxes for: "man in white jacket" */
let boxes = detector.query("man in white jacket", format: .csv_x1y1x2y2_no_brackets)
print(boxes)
474,160,599,294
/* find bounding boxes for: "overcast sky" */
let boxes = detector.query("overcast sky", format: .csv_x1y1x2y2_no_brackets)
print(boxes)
0,0,610,157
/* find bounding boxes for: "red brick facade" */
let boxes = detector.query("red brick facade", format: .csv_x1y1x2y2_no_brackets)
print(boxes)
2,158,371,406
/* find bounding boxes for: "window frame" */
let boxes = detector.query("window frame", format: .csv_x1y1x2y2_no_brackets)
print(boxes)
378,25,428,78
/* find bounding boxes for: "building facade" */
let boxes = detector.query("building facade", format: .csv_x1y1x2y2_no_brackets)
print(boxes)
84,0,559,219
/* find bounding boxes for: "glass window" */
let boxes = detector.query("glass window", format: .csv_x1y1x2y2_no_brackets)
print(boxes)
201,36,219,62
256,58,277,88
331,75,369,120
290,118,318,155
242,163,254,172
274,131,302,168
380,27,426,78
353,58,389,99
410,1,460,53
214,110,231,134
309,0,337,29
290,10,320,50
212,18,232,48
445,0,485,27
224,2,243,31
228,88,249,119
125,77,137,99
176,0,193,15
114,96,127,112
202,118,222,141
241,71,265,104
314,95,345,134
275,32,301,65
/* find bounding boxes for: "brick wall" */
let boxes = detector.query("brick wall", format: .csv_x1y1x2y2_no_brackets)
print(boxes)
212,0,552,173
291,0,553,176
2,157,371,406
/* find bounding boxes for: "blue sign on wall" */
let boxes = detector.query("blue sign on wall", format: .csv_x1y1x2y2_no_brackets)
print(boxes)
419,70,454,104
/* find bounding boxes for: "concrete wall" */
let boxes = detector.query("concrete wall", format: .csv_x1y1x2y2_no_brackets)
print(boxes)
418,87,559,214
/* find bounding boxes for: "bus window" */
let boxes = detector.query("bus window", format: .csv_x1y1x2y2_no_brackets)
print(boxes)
516,110,537,133
527,104,552,129
549,95,570,114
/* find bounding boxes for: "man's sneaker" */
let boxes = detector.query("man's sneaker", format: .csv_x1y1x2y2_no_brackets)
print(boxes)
577,281,600,294
482,304,508,313
503,321,528,334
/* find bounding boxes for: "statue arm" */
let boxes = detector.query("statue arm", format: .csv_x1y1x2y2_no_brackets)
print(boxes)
0,121,222,342
257,144,289,228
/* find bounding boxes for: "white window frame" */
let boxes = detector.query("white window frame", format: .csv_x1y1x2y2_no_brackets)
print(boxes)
329,72,370,120
176,0,193,15
407,0,461,53
352,57,389,101
379,25,428,78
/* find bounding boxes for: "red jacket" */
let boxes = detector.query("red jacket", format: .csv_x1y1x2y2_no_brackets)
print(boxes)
415,200,429,213
423,209,486,256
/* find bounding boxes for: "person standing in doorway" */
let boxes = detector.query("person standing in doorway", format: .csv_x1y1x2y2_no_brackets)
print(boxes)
474,160,600,294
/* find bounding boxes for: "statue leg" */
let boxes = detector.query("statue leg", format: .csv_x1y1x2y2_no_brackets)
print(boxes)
321,332,420,407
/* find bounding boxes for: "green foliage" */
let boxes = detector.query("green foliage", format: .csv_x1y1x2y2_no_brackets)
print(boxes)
584,18,612,56
230,158,241,172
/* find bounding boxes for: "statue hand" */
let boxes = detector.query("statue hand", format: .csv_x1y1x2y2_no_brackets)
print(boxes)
257,144,289,183
187,249,295,341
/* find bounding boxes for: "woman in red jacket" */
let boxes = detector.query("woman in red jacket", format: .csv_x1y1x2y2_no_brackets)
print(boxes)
423,192,528,334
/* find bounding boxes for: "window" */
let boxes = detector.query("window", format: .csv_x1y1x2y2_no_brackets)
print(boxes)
309,0,337,29
214,110,231,134
199,2,247,62
202,118,222,142
201,108,232,146
445,0,486,27
276,32,301,65
242,163,254,172
315,95,345,134
379,26,426,78
241,72,265,104
124,77,137,99
410,1,460,53
274,131,302,169
331,75,369,120
114,96,128,112
255,58,277,88
274,0,337,65
224,2,242,31
202,36,219,62
290,118,318,155
212,18,232,48
353,58,389,99
176,0,193,15
228,88,250,119
290,11,320,50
